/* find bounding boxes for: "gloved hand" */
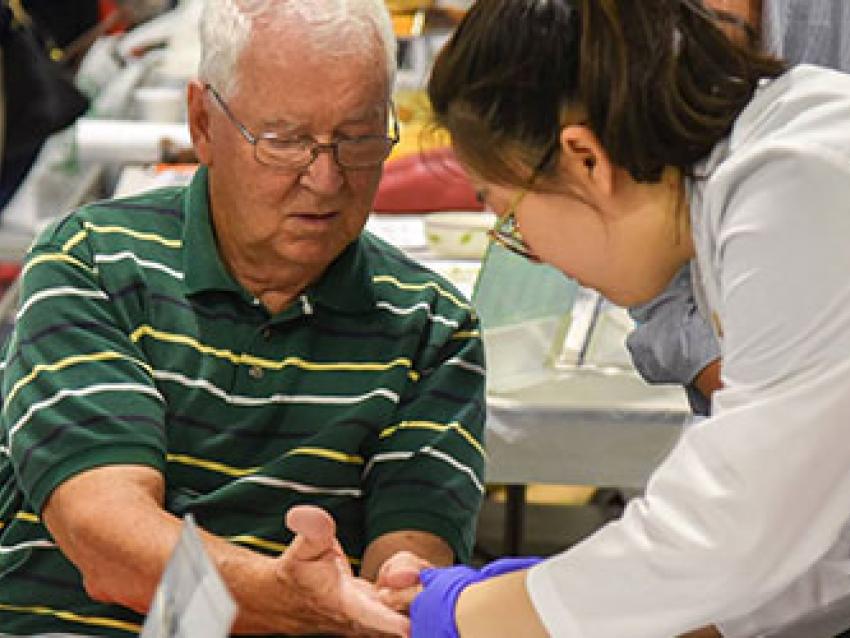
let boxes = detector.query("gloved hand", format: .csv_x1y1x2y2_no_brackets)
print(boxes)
410,557,544,638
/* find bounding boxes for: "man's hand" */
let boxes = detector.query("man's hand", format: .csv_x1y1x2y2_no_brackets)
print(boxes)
280,505,410,637
43,466,408,636
375,550,430,613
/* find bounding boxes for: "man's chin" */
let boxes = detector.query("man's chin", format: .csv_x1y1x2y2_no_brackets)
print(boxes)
278,241,352,270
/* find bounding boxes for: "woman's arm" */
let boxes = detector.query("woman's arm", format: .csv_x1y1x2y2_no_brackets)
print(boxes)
455,571,548,638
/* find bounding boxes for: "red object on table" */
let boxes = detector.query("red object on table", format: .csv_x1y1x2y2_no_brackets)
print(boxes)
374,148,485,213
0,262,21,298
0,263,21,283
98,0,129,34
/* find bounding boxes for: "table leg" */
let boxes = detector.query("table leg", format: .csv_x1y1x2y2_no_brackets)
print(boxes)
504,484,527,556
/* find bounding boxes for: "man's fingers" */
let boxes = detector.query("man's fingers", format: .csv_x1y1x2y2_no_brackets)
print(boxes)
342,579,411,637
378,569,421,590
285,505,338,560
286,505,336,540
281,506,411,637
376,550,431,589
377,584,423,612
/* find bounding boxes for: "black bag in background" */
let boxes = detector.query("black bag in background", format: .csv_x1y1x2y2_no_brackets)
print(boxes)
21,0,100,50
1,0,90,203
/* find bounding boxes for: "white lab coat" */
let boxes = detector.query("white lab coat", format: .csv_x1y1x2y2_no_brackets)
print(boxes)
528,65,850,637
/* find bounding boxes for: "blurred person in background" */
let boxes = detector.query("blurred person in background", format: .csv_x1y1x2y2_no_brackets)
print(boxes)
0,0,173,210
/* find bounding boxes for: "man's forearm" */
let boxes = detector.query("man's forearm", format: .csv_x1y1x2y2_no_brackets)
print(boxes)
43,466,354,635
77,507,294,633
361,529,453,582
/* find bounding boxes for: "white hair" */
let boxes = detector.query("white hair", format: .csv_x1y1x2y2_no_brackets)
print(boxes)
198,0,397,97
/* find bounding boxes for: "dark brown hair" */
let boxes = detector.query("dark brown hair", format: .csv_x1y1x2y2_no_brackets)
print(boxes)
428,0,786,186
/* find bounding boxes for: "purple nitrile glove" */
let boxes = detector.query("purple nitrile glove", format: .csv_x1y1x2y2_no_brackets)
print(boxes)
410,557,544,638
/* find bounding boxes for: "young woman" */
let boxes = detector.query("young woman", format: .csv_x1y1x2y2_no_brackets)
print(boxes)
382,1,850,636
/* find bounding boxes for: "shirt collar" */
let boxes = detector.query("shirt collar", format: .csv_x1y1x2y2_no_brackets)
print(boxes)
182,166,243,296
181,166,375,312
304,237,375,313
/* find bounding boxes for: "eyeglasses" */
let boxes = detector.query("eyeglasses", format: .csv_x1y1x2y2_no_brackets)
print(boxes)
488,189,538,260
485,140,560,261
205,84,399,171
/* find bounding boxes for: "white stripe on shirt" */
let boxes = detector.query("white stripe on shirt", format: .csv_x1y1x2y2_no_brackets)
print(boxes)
153,370,401,406
94,252,184,280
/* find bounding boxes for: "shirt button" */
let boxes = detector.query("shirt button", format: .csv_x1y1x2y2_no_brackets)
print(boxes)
248,365,264,380
262,327,272,340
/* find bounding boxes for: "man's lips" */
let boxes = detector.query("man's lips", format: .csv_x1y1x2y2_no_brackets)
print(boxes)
289,211,340,221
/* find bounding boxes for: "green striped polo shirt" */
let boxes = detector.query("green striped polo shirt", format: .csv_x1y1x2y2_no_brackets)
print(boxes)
0,166,486,637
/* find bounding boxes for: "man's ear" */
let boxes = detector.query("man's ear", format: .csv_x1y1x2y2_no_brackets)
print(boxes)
187,80,213,166
558,124,614,198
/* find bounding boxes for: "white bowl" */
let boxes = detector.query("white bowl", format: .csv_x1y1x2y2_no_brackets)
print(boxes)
424,212,496,259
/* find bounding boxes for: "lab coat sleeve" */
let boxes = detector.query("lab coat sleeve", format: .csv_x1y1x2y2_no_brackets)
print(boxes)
527,146,850,638
717,518,850,637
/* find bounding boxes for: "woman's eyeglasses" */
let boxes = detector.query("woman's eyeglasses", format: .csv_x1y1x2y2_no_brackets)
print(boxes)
485,138,561,261
487,189,538,261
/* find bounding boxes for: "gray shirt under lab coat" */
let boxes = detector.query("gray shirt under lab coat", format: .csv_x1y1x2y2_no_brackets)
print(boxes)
763,0,850,70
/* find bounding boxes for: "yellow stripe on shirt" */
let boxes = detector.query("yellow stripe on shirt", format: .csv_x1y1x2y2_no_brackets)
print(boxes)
62,229,88,253
228,534,288,553
131,325,413,373
3,351,153,408
452,330,481,340
284,447,365,465
380,421,486,457
167,453,259,477
0,603,141,634
167,447,363,481
22,253,95,277
82,221,182,248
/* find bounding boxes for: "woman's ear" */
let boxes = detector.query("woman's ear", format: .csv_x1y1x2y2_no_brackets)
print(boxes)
187,80,213,166
558,124,614,198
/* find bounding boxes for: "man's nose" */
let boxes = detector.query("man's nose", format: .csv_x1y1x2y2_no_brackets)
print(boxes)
300,145,344,194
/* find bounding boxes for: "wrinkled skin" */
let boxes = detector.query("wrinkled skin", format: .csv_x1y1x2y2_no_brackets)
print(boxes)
375,550,430,613
283,505,412,637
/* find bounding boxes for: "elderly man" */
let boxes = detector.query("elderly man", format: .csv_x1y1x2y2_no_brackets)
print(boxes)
0,0,485,635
